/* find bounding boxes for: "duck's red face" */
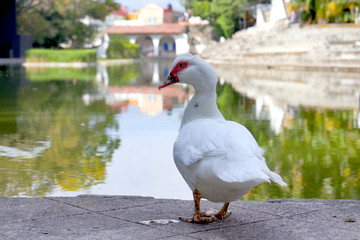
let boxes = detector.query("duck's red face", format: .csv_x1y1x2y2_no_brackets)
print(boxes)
158,61,188,89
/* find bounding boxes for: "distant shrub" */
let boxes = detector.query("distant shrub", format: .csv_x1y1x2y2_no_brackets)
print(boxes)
107,34,140,59
26,49,97,62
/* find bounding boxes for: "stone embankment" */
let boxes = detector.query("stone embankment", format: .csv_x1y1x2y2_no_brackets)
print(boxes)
201,24,360,72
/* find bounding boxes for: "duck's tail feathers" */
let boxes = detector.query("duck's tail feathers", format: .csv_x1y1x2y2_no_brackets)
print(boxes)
268,171,287,187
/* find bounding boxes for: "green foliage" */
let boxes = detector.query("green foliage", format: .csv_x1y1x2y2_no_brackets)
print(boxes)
106,64,140,85
16,0,119,48
191,1,212,19
17,10,52,45
26,49,97,62
182,0,248,38
107,35,140,59
290,0,360,24
216,14,236,40
86,0,119,20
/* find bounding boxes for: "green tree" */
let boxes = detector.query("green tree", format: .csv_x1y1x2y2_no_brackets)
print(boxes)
182,0,253,38
290,0,360,24
107,35,140,59
16,0,119,48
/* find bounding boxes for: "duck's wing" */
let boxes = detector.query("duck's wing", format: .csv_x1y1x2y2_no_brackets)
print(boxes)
174,119,287,186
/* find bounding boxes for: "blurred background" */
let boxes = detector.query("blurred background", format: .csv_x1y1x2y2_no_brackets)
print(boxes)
0,0,359,201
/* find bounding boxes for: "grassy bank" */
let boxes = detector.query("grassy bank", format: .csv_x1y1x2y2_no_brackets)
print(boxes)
26,49,97,63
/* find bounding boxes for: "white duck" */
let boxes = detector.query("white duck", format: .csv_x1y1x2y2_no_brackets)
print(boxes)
159,53,287,223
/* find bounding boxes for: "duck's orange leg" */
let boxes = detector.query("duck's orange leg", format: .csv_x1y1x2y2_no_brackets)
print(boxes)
215,202,231,219
179,189,216,223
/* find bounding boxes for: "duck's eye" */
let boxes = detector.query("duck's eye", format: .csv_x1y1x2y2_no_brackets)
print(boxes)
178,63,184,68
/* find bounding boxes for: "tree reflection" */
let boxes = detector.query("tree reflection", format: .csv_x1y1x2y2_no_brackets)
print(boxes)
0,67,120,196
216,83,360,200
107,62,140,86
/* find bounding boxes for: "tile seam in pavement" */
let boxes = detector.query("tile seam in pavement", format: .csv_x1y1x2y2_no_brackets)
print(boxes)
152,218,284,240
282,205,359,219
284,207,360,233
230,205,285,218
232,204,338,219
177,216,283,235
230,204,360,233
44,197,191,238
44,197,284,238
3,197,360,239
44,197,161,222
285,215,360,234
100,201,171,213
5,211,93,225
47,197,354,236
98,211,199,238
44,196,170,212
156,234,202,240
232,202,360,234
184,216,360,239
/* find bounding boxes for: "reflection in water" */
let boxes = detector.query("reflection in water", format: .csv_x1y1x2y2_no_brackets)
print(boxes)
215,66,360,135
0,62,359,200
86,59,186,116
0,61,190,198
215,66,360,110
0,65,120,196
215,69,360,200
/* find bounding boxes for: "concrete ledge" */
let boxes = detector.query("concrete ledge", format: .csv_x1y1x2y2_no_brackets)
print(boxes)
0,58,25,65
208,59,360,73
0,195,359,239
22,59,141,68
22,62,97,68
0,58,140,68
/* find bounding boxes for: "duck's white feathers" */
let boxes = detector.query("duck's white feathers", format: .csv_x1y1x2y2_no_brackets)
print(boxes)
173,118,286,202
163,53,286,203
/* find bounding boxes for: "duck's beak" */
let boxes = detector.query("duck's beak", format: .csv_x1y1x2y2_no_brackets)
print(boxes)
158,73,179,90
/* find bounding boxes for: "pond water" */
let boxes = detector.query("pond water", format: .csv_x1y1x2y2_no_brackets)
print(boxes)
0,60,359,201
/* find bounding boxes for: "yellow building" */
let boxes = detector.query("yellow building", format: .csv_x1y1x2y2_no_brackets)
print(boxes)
138,3,164,25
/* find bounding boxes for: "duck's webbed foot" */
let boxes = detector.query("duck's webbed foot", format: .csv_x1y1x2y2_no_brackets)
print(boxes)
201,202,231,220
179,189,217,224
179,213,216,223
180,190,231,224
214,202,231,220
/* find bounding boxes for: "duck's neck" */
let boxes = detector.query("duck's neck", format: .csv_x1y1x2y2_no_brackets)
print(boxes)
180,90,224,129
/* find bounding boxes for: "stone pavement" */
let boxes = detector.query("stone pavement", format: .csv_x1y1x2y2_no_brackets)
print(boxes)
0,195,359,240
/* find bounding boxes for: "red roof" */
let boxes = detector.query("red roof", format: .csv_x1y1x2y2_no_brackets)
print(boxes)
107,24,186,35
111,6,128,16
